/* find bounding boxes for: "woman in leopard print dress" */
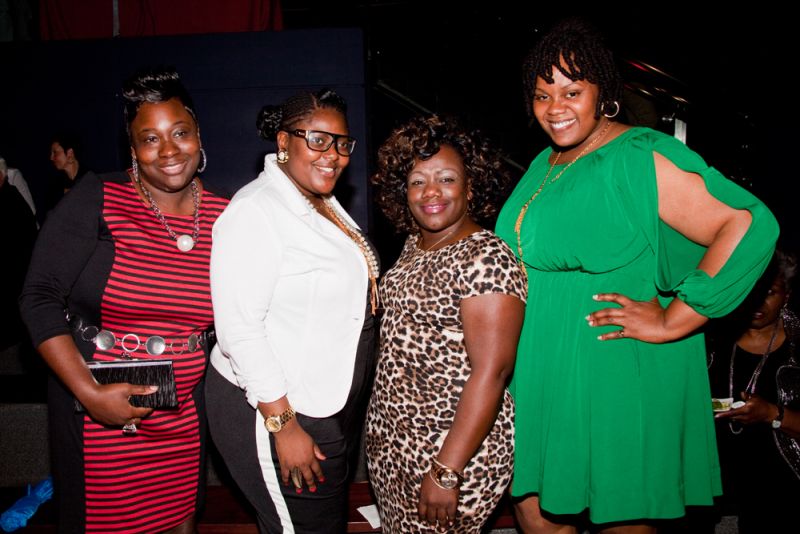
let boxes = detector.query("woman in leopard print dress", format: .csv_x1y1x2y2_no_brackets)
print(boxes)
367,115,526,533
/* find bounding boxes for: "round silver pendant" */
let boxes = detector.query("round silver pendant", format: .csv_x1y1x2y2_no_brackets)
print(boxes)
145,336,166,356
95,329,116,351
176,234,195,252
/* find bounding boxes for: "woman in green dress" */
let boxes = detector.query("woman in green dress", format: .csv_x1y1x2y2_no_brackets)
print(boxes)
494,19,779,533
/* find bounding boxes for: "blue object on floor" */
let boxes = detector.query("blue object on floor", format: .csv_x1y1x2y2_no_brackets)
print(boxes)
0,476,53,532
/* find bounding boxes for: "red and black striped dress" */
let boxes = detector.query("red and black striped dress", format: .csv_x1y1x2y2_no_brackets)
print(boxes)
20,172,228,533
83,181,227,532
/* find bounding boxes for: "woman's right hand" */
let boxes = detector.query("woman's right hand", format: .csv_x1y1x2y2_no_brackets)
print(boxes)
79,382,156,427
273,420,326,493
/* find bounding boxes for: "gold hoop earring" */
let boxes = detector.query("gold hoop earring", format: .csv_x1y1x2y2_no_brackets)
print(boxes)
601,101,620,119
277,149,289,163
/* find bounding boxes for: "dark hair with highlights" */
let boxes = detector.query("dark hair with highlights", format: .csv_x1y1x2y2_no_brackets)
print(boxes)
122,67,197,137
522,18,622,119
256,89,348,142
372,115,510,233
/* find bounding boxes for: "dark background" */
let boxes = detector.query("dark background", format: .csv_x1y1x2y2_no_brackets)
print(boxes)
1,1,795,258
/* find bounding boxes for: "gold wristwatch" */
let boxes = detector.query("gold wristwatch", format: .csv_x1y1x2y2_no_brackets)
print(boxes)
264,407,296,433
430,458,464,490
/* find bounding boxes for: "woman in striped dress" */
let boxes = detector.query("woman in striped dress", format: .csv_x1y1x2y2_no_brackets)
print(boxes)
20,67,228,533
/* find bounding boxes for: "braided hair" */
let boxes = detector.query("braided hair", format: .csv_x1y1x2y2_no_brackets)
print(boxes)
522,18,622,119
256,89,348,141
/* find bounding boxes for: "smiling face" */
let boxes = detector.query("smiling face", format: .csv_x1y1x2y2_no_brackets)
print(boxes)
277,107,350,198
129,97,201,194
406,144,473,242
532,65,606,152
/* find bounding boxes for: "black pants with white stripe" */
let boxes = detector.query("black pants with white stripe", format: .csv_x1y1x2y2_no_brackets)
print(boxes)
206,315,375,533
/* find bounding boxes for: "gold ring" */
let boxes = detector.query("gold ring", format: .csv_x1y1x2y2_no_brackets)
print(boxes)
290,467,302,489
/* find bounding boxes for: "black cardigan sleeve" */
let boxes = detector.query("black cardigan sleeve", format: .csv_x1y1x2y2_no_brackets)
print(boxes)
19,171,106,348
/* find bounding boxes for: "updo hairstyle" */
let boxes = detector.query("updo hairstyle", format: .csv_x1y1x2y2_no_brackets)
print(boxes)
122,67,197,137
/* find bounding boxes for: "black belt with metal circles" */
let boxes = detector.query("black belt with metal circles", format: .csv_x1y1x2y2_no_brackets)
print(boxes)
65,310,212,358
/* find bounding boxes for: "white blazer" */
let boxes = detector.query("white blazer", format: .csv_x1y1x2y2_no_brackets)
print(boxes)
210,154,369,417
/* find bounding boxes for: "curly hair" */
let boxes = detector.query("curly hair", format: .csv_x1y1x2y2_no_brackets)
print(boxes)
256,89,348,141
372,115,510,233
122,67,197,137
522,18,622,119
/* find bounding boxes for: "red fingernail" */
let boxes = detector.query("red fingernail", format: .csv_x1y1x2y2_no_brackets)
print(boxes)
309,486,317,493
318,477,325,483
295,488,302,494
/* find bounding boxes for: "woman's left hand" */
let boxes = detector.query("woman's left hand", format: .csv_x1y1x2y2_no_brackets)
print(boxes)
418,472,458,531
715,392,778,425
587,293,673,343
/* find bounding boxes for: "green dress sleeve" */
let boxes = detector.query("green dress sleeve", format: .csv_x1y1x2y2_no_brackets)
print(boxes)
623,128,779,318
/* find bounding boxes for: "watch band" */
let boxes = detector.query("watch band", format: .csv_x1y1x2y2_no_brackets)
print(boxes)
264,407,296,433
430,458,464,490
772,403,785,429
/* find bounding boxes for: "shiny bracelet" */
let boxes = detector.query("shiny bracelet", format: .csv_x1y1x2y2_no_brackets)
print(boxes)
430,458,464,490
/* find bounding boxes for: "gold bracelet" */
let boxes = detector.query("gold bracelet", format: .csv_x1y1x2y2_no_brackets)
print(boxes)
430,458,464,490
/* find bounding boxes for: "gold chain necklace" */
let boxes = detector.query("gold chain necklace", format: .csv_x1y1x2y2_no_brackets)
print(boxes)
318,199,380,315
513,121,613,277
417,226,460,252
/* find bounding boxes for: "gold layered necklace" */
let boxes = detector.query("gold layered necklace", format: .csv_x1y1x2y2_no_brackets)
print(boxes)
513,120,613,276
318,199,380,315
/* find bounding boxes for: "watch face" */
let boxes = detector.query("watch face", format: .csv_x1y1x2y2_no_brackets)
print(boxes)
266,417,282,433
438,471,459,489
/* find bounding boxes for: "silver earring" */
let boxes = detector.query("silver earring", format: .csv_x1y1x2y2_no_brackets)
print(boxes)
197,148,207,173
131,158,139,180
277,149,289,163
601,101,620,119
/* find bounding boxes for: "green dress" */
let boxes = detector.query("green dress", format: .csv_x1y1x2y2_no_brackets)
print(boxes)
495,127,778,524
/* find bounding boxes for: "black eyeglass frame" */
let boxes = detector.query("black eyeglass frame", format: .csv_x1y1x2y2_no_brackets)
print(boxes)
284,129,357,156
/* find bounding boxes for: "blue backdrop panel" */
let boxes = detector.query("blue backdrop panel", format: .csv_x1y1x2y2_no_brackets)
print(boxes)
0,28,369,227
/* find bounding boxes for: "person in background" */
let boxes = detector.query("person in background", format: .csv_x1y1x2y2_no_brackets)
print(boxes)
494,18,779,533
707,249,800,533
20,67,228,533
207,89,376,533
49,131,89,192
367,114,526,532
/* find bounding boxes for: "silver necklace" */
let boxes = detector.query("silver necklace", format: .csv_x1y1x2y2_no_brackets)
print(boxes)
133,174,200,252
727,320,780,435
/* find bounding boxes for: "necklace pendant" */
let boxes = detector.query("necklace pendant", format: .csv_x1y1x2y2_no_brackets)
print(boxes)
176,234,195,252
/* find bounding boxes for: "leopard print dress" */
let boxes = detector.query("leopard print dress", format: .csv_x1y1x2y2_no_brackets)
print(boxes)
366,229,527,533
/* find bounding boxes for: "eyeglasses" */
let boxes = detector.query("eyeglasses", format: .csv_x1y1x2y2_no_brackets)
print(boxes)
285,129,357,156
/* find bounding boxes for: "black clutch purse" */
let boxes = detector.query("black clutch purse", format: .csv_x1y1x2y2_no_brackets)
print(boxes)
74,359,178,411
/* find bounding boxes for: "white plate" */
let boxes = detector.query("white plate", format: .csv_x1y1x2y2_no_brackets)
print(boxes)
712,397,734,412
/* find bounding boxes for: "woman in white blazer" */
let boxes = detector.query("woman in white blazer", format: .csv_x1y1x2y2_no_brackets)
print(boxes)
207,89,378,534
